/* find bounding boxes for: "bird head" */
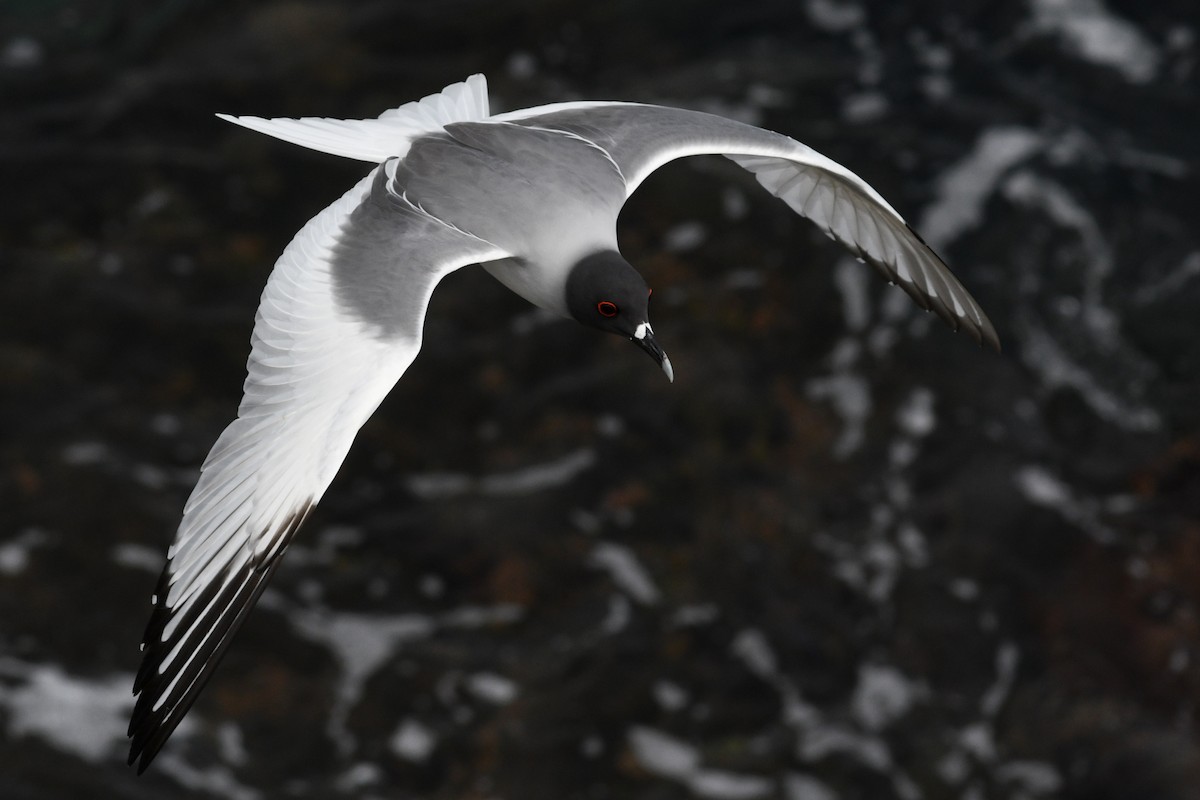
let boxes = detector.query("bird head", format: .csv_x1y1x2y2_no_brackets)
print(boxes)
565,251,673,382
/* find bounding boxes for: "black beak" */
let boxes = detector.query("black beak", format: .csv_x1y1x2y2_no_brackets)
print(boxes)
632,325,674,383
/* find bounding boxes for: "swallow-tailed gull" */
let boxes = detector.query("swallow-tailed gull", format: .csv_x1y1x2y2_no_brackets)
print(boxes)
128,74,998,772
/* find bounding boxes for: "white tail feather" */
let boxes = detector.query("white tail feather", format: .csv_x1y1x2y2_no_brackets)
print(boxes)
216,74,490,163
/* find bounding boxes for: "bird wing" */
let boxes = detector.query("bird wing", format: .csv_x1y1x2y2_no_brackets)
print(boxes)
216,74,491,163
128,161,510,772
495,102,998,349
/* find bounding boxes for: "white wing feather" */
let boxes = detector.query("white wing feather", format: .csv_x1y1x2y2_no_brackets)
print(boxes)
129,163,509,771
216,74,490,163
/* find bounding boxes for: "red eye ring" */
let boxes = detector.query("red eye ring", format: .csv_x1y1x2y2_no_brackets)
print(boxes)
597,301,619,318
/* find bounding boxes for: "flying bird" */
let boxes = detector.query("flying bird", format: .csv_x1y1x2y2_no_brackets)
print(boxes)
128,74,998,772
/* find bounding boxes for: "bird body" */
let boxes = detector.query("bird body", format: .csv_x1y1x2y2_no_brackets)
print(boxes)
129,74,997,772
401,120,628,312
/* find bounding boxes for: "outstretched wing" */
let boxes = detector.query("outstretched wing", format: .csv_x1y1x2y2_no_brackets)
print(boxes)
128,162,510,772
497,102,999,349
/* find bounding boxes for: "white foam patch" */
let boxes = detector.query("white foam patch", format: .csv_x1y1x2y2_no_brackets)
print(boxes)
663,221,707,252
784,773,840,800
842,91,889,123
466,672,518,705
1000,168,1163,442
481,448,597,495
894,387,936,438
334,762,384,792
216,721,248,766
628,726,698,779
654,680,690,712
0,529,48,575
856,537,903,604
0,662,136,763
804,0,865,33
731,628,779,680
958,721,997,762
406,448,597,499
627,726,773,799
1013,464,1123,541
798,724,891,770
919,127,1042,250
997,760,1063,793
314,613,435,694
691,771,774,799
155,752,261,800
390,718,437,762
1014,465,1073,509
110,541,164,572
291,604,522,754
851,664,925,731
599,593,633,634
677,623,928,794
589,542,661,605
981,642,1020,717
1030,0,1161,83
896,523,929,567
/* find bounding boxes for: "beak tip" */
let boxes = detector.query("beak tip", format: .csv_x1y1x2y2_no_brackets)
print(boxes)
630,324,673,383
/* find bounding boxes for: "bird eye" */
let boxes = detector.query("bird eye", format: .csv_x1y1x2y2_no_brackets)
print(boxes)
597,301,619,318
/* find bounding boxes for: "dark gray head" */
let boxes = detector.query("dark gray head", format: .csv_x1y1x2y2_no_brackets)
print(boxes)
565,250,673,382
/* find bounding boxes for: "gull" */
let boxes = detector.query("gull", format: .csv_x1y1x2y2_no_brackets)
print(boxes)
128,74,998,772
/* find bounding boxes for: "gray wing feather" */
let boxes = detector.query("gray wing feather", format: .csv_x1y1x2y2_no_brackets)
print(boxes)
730,153,999,349
505,103,999,349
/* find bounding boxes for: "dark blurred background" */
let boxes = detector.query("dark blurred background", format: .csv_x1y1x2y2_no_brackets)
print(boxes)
3,1,1199,798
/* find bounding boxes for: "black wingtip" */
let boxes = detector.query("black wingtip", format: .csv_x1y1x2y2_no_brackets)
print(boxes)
981,323,1002,353
953,309,1001,353
127,500,315,774
968,306,1002,353
898,223,1002,353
